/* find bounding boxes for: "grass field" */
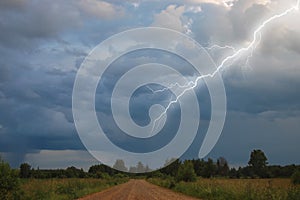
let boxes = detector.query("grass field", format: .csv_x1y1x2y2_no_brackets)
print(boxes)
148,178,300,200
13,177,300,200
19,177,129,200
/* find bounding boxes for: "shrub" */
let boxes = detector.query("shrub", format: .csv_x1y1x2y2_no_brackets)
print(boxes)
0,158,20,200
291,170,300,185
287,186,300,200
176,161,197,182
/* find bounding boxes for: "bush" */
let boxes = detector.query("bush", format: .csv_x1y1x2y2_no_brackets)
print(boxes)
0,158,20,200
176,161,197,182
291,171,300,185
287,187,300,200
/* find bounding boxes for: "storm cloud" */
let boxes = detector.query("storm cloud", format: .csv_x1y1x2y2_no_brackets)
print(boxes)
0,0,299,168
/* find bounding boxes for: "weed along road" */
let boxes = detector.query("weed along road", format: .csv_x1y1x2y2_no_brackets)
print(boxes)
78,179,199,200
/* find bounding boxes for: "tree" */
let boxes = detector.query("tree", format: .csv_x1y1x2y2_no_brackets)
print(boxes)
129,166,137,173
144,165,151,173
136,162,145,173
203,158,216,178
113,159,128,172
20,163,31,178
216,157,229,176
88,164,116,176
229,168,238,178
248,149,268,178
0,157,20,199
65,166,86,178
160,158,181,176
176,160,197,182
192,159,205,177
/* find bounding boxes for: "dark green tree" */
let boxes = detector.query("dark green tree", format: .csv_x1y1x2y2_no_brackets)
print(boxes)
20,163,31,178
88,164,116,176
0,158,20,199
216,157,229,176
248,149,268,178
65,166,86,178
176,160,197,182
229,168,238,178
203,158,216,178
160,158,181,177
192,159,205,176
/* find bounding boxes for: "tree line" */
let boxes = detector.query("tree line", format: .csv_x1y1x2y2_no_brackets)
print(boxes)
14,149,300,181
2,149,300,180
1,149,300,199
157,152,300,181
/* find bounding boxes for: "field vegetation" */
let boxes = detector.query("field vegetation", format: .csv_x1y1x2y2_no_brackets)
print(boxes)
148,178,300,200
20,177,128,200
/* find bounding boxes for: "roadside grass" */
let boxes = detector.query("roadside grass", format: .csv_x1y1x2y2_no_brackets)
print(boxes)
20,177,129,200
148,178,300,200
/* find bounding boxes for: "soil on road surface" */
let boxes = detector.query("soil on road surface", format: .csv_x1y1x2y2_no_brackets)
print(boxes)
78,179,199,200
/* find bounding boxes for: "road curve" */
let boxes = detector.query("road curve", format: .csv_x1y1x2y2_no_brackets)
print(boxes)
78,179,199,200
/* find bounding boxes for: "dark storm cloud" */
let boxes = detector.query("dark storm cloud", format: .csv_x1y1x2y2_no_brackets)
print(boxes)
0,0,81,49
0,62,84,166
0,0,125,166
0,0,299,168
0,0,27,10
208,111,300,166
0,0,125,49
224,74,300,114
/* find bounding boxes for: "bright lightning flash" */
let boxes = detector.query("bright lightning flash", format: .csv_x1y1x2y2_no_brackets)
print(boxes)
205,44,237,52
150,0,300,133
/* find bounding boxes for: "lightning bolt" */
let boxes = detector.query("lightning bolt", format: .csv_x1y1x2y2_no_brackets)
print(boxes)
147,82,193,94
150,0,300,133
205,44,237,52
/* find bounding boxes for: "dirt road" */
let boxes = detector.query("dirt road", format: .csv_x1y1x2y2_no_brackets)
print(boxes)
78,179,199,200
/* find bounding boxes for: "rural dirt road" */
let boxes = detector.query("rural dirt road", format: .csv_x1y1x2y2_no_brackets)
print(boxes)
78,179,199,200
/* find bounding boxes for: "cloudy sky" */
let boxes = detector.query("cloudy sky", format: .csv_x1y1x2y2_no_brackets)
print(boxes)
0,0,300,170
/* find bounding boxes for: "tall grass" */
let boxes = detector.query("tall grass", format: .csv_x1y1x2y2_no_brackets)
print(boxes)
148,178,300,200
20,177,128,200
